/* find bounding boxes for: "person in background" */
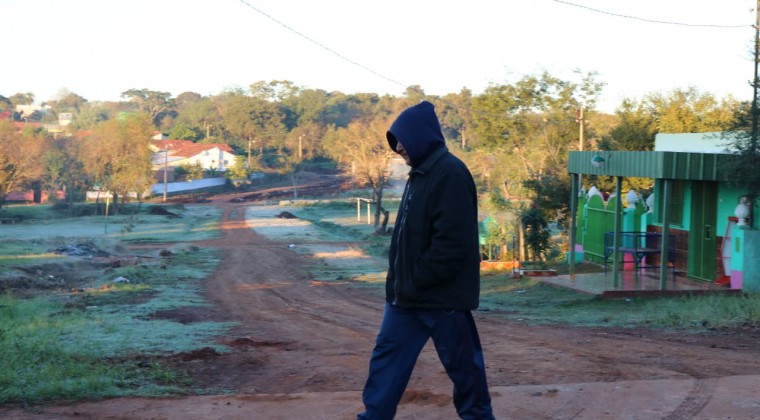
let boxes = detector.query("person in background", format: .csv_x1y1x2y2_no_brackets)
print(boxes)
357,101,494,419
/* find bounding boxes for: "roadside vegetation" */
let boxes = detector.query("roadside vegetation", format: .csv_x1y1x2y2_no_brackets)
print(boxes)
479,276,760,330
0,203,231,407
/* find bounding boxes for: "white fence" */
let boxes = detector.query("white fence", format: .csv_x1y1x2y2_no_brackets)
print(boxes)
86,178,228,200
149,177,227,195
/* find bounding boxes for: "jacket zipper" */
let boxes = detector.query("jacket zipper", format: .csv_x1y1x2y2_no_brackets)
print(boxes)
393,178,413,305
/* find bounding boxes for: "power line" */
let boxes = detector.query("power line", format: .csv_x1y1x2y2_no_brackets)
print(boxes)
553,0,752,28
236,0,408,90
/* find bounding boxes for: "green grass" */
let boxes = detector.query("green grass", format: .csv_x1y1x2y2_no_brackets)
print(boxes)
0,205,221,243
0,213,233,407
0,240,64,265
0,203,59,221
0,296,190,406
0,244,232,406
480,274,760,330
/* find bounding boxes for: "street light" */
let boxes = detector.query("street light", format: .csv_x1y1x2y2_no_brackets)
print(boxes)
591,153,606,168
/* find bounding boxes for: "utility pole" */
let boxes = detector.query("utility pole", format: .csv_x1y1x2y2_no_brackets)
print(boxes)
752,0,760,151
247,137,253,169
577,104,585,151
576,104,585,190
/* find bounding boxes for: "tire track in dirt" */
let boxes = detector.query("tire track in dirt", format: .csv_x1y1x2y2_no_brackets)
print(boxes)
662,377,718,420
189,201,389,393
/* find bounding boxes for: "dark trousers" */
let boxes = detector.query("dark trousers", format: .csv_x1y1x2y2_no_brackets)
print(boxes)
358,304,494,419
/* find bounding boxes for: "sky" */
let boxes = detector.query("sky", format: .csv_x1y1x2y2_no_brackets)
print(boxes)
2,0,756,113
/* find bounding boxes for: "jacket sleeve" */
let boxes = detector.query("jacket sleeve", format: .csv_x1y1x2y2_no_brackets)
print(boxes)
413,164,478,289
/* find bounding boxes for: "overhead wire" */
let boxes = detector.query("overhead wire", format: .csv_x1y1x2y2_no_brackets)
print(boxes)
235,0,750,119
236,0,408,91
553,0,752,29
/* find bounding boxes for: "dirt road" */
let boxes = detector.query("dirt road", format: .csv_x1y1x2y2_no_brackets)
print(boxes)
6,191,760,419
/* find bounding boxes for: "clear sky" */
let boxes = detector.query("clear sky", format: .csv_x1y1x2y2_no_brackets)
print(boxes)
2,0,756,113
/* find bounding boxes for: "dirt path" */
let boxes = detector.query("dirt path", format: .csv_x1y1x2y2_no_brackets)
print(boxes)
5,189,760,419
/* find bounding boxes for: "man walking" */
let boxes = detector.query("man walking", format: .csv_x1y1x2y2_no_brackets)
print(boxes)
358,101,494,419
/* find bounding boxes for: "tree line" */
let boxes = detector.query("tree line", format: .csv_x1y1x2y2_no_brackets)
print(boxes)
0,73,749,236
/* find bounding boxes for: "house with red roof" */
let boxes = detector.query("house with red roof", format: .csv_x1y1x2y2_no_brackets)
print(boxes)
150,139,237,181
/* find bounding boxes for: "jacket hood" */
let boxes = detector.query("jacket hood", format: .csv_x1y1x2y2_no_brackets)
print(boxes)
386,101,445,167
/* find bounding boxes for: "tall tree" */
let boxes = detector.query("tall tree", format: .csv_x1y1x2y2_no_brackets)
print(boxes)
70,102,111,130
438,89,474,149
8,92,34,106
42,135,88,206
174,96,222,141
78,113,154,210
50,89,88,113
174,91,203,111
602,99,656,150
121,89,175,126
220,93,285,167
323,116,395,234
647,87,740,133
0,121,47,209
471,72,599,197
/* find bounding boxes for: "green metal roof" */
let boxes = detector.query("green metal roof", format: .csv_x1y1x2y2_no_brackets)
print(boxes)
567,151,730,180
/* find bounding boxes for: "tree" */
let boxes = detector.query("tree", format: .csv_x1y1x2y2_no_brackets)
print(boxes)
226,156,250,187
167,123,203,141
281,87,332,129
647,87,740,133
78,113,155,210
604,89,742,151
220,93,286,167
179,162,205,181
50,89,88,113
121,89,175,126
0,95,12,112
438,89,474,149
46,135,88,208
9,92,34,106
174,91,203,111
723,102,760,200
471,72,600,200
601,99,657,150
324,116,395,234
70,102,111,130
174,97,222,141
521,205,551,262
0,121,47,209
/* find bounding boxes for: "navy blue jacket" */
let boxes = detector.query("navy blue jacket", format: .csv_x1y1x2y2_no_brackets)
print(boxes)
385,101,481,310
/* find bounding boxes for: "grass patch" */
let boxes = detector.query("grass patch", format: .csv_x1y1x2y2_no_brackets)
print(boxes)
0,205,221,243
0,240,65,265
0,296,190,406
0,242,232,406
298,202,392,256
480,274,760,330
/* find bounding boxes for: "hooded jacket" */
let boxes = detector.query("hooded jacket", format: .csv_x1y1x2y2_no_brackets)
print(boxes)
385,101,481,310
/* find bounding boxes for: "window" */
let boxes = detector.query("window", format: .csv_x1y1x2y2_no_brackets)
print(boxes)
655,179,684,226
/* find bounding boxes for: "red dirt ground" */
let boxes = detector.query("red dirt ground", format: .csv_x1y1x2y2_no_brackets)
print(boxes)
4,179,760,419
